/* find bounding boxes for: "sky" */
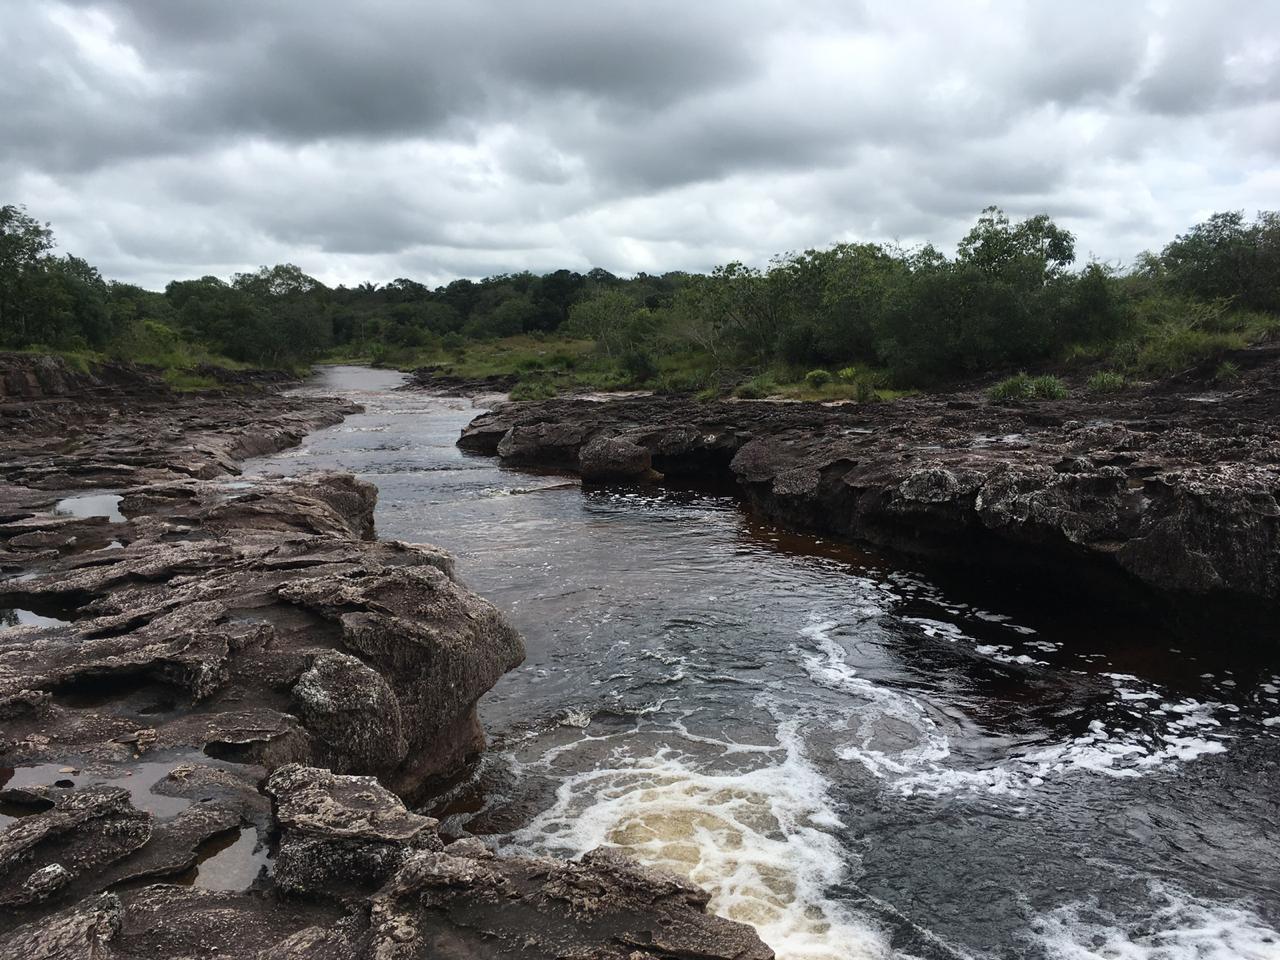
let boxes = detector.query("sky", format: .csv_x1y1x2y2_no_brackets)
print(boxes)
2,0,1278,290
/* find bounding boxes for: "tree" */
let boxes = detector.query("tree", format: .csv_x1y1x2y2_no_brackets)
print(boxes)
957,207,1076,279
0,204,56,344
463,294,537,339
1161,211,1280,313
564,289,655,358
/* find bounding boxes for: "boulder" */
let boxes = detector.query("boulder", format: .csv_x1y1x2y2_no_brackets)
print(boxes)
578,435,658,482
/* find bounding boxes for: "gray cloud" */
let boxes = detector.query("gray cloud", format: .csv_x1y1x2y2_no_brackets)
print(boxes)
2,0,1278,287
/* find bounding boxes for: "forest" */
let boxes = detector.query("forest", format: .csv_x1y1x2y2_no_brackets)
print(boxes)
1,203,1277,397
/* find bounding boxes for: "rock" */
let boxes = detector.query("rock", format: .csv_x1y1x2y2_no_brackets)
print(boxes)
404,368,518,396
19,862,71,901
265,763,441,898
293,651,408,774
0,788,152,908
578,435,658,482
362,845,774,960
458,384,1280,633
0,892,122,960
0,473,523,793
278,563,525,797
0,356,775,960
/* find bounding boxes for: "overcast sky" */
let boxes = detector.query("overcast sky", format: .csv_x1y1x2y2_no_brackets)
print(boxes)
2,1,1278,290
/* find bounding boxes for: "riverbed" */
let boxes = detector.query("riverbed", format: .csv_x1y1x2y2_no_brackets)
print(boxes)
245,366,1280,960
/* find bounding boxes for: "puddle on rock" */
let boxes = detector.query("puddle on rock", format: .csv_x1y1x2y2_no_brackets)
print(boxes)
0,608,71,630
0,756,200,820
54,492,126,523
187,825,274,891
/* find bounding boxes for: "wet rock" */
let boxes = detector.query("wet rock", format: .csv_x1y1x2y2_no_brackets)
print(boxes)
0,356,775,960
362,845,775,960
578,434,658,482
266,763,441,898
293,651,408,774
0,788,151,908
0,892,122,960
404,368,518,396
459,384,1280,627
0,473,522,791
278,563,525,796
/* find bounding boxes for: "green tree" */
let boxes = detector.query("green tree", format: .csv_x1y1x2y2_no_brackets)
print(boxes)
0,204,56,344
1161,211,1280,313
565,289,655,358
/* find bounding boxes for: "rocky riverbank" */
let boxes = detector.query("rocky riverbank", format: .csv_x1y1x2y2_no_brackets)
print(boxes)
0,356,771,959
454,347,1280,637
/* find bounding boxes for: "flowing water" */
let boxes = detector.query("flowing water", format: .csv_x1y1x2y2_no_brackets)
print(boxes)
245,366,1280,960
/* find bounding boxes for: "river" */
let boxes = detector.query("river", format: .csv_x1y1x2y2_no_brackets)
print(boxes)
244,365,1280,960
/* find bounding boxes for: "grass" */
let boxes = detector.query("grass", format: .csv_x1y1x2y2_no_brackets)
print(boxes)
728,363,910,402
7,321,290,393
1214,360,1242,385
990,372,1069,401
1085,370,1127,394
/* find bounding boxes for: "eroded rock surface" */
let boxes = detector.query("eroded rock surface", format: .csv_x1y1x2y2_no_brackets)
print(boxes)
455,349,1280,629
0,354,771,959
1,766,773,960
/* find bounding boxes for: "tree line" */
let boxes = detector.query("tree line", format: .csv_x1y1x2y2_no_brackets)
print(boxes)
1,202,1276,386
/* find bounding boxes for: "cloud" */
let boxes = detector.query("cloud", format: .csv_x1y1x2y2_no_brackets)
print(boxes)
1,0,1277,287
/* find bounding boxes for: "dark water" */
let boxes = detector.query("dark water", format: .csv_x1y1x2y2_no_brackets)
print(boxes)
246,366,1280,960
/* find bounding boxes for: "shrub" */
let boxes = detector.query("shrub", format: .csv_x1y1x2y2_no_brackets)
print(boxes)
854,377,878,403
620,348,658,383
546,351,579,370
509,376,557,401
1027,374,1068,399
990,372,1032,401
441,333,466,357
1133,328,1244,376
1086,370,1126,394
1214,360,1241,385
804,368,833,388
990,373,1068,401
734,375,778,399
654,371,710,395
837,366,859,382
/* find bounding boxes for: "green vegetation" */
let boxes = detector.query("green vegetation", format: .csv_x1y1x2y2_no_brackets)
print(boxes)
1214,360,1242,385
3,202,1277,397
1086,370,1127,394
990,373,1069,401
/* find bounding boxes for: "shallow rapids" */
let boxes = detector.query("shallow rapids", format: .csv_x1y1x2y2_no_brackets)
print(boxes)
244,366,1280,960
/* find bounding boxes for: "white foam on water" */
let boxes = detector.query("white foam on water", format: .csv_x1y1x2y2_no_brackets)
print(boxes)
799,622,1232,798
502,718,895,960
1031,884,1280,959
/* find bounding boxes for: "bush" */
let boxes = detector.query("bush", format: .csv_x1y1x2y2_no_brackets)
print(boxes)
989,373,1031,401
804,368,833,388
441,332,466,357
1214,360,1241,385
837,366,859,382
1086,370,1126,394
1028,374,1068,399
655,370,711,395
509,376,557,401
990,372,1068,401
547,351,579,370
855,377,878,403
1133,328,1244,376
620,348,658,383
734,375,779,399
